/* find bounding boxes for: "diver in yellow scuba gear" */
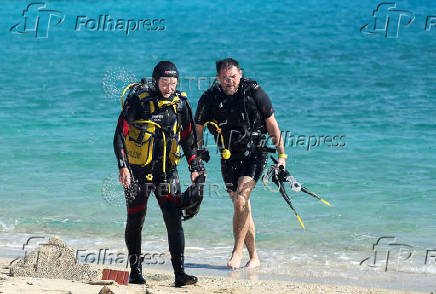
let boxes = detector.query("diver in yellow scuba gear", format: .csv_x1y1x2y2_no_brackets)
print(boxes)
113,61,205,287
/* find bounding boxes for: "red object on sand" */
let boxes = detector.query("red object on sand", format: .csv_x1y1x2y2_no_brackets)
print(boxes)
102,269,129,286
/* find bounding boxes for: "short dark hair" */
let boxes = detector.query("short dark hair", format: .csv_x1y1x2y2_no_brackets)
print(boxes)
216,58,240,74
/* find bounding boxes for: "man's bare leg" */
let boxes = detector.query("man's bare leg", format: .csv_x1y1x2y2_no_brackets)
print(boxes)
244,200,260,269
228,190,243,269
227,176,255,269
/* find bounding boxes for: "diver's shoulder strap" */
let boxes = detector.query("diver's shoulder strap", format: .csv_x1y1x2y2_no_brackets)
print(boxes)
175,90,188,101
135,89,157,114
242,78,264,117
172,91,186,136
242,78,259,94
175,91,198,143
137,90,151,100
173,91,187,109
205,80,223,100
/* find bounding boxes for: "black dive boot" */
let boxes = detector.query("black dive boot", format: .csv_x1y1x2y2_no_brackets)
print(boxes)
171,255,198,287
129,255,146,284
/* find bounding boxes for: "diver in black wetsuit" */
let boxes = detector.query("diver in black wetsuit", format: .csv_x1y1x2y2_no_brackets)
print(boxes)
194,58,287,269
113,61,204,286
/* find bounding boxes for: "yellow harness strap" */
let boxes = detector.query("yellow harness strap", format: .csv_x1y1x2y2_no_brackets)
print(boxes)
203,121,231,159
157,95,181,113
121,83,138,109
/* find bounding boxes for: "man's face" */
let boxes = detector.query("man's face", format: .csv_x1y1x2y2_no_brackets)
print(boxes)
216,65,242,95
158,77,178,98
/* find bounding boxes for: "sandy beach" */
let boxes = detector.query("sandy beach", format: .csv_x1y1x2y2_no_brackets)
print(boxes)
0,238,428,294
0,261,427,294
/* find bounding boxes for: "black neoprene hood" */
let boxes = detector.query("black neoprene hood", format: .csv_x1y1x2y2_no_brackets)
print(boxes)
152,61,179,83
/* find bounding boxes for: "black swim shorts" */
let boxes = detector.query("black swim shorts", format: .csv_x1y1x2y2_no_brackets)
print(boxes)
221,151,268,192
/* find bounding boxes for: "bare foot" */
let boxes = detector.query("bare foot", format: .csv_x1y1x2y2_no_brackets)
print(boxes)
245,258,260,269
227,252,242,269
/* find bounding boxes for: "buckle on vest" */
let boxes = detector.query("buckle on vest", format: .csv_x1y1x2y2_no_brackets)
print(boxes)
173,153,183,159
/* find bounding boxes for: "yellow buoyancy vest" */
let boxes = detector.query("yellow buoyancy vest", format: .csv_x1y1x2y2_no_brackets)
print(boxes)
123,89,186,173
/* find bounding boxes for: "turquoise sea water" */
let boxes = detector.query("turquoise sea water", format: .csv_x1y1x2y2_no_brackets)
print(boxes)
1,0,435,291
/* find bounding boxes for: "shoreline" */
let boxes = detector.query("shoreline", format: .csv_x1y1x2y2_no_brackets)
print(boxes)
0,234,435,293
0,256,429,294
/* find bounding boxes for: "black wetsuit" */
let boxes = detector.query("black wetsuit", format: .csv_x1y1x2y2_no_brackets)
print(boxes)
195,79,274,192
113,88,198,269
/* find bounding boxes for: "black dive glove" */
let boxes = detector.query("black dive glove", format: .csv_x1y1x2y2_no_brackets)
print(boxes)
189,157,205,172
197,148,210,163
277,166,291,183
124,179,140,203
